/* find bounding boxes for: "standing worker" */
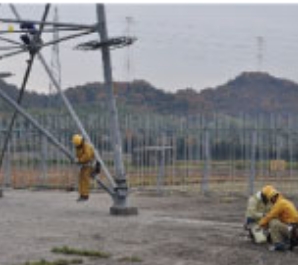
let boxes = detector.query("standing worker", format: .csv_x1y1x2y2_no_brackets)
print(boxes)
258,187,298,251
72,134,95,202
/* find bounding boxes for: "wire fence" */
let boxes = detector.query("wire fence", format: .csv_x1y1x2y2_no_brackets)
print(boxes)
1,110,298,196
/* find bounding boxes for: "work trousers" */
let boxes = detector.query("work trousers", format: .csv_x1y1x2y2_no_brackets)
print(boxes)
78,165,93,197
269,219,290,244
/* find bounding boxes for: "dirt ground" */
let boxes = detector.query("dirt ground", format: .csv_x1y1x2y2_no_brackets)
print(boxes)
1,189,298,265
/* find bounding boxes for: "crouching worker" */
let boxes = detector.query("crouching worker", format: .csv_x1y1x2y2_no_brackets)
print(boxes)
258,187,298,251
244,185,273,243
72,134,95,202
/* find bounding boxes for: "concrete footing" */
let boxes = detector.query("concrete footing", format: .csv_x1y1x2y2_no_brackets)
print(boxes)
110,206,138,216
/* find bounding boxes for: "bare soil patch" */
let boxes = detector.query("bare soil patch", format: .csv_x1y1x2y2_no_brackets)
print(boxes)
0,189,297,265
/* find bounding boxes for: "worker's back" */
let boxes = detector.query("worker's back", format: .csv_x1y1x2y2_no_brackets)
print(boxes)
76,142,95,164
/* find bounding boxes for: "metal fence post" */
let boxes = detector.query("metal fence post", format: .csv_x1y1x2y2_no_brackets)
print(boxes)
202,128,210,194
249,130,257,196
40,135,48,183
4,141,11,187
157,133,166,194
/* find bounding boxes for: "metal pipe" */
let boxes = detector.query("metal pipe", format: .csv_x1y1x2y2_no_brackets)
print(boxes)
95,5,140,216
96,4,126,183
0,53,35,169
36,54,116,188
0,87,74,161
0,17,96,30
0,35,22,46
202,128,210,194
0,48,26,60
0,28,90,34
249,130,257,196
0,46,22,51
40,29,94,49
0,4,51,174
9,4,117,190
95,177,115,197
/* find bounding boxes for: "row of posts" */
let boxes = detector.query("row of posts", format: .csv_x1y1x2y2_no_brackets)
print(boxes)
1,109,298,196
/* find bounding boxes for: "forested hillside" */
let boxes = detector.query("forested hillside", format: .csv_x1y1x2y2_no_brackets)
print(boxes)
1,71,298,115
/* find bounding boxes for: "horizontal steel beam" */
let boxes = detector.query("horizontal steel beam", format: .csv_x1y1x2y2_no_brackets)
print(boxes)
0,27,87,34
0,17,96,30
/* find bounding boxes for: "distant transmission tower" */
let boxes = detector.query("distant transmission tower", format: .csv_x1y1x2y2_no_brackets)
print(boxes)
256,36,264,71
49,6,61,104
125,16,134,82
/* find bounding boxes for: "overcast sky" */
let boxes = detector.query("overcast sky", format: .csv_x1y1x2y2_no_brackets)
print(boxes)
1,3,298,93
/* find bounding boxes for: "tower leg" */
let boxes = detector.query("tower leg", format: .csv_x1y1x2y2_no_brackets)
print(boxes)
110,179,138,216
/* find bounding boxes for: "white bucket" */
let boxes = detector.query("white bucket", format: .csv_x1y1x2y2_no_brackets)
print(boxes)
251,225,267,244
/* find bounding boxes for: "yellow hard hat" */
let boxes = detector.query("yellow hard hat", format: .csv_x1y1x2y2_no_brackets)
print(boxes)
261,185,275,197
267,188,279,201
261,185,279,201
72,134,83,147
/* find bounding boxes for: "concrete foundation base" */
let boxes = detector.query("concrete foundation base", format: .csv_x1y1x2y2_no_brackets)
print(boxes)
110,206,138,216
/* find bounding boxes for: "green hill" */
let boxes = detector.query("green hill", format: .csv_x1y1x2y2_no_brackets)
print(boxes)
1,71,298,115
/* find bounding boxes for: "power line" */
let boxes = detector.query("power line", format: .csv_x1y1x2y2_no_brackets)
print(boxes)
256,36,265,71
125,16,134,83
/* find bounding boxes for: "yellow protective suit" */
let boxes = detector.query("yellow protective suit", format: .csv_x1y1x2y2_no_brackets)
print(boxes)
75,142,95,197
259,195,298,244
259,195,298,227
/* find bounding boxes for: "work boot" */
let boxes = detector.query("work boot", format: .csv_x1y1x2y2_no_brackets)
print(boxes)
289,224,298,250
76,195,89,202
268,242,290,251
